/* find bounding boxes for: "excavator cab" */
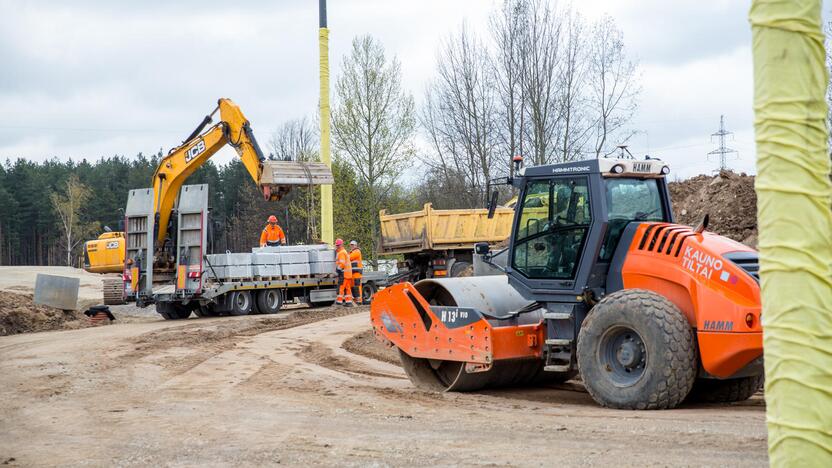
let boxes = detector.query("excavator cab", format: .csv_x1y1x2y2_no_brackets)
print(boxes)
371,157,763,410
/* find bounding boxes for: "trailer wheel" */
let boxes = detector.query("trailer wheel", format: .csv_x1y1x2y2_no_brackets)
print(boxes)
256,289,284,314
362,282,377,304
194,303,218,318
155,301,192,320
577,289,697,410
687,375,763,403
229,291,253,316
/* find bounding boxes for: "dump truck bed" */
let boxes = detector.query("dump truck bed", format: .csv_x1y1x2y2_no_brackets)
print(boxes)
378,203,514,255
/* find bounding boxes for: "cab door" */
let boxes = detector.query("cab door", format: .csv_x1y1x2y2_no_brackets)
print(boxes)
506,175,604,301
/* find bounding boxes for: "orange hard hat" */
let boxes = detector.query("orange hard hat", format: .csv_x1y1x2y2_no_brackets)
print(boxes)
267,215,277,223
335,238,344,246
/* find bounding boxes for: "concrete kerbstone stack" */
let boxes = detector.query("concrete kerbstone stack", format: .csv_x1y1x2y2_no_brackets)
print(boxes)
204,245,336,280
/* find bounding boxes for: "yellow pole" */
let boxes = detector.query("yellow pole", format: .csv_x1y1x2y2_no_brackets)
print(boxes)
318,1,334,245
750,0,832,465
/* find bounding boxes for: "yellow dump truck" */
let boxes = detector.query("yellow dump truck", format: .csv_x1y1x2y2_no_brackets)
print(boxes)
378,203,514,280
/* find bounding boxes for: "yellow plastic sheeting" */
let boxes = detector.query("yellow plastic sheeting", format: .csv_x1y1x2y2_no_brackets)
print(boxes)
319,27,334,245
750,0,832,465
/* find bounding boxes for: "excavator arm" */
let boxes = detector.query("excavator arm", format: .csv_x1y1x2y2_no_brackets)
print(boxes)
151,98,332,248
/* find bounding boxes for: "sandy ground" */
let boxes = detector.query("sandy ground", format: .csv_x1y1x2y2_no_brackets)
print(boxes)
0,266,119,306
0,304,768,467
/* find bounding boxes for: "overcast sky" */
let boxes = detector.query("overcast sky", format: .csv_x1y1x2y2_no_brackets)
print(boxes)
1,0,830,180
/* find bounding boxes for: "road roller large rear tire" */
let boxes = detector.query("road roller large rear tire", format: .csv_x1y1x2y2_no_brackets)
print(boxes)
577,289,696,410
687,375,763,403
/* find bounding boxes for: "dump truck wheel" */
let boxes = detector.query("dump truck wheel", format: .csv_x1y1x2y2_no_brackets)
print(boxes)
687,375,763,403
229,291,253,316
449,261,472,277
256,289,283,314
577,289,696,410
102,278,125,305
156,301,192,320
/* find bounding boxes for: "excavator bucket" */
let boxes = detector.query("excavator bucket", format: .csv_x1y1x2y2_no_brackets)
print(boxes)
371,277,555,392
259,160,334,201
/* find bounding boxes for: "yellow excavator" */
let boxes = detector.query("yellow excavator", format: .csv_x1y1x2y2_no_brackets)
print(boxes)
82,98,331,305
122,98,332,306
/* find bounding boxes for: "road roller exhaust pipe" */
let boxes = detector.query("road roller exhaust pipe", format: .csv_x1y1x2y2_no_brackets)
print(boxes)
370,276,557,392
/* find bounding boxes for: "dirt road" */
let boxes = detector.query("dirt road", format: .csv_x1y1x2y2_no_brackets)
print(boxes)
0,266,119,305
0,307,767,466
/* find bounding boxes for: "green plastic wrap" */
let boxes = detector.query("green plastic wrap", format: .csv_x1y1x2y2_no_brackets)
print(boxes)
750,0,832,465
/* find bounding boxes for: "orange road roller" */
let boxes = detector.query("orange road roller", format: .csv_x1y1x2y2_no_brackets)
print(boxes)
372,157,762,409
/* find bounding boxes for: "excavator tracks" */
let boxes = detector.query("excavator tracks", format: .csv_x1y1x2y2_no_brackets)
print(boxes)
102,278,125,305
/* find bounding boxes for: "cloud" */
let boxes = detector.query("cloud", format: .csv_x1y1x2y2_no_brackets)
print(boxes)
0,0,829,179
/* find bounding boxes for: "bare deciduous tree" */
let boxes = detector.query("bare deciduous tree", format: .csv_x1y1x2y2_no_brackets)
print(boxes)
490,0,528,176
268,117,318,162
589,14,640,157
332,34,416,253
557,8,592,162
520,0,563,165
421,25,500,208
417,1,641,206
50,175,98,266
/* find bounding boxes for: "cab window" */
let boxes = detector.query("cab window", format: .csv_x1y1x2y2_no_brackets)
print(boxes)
512,177,591,280
599,178,667,261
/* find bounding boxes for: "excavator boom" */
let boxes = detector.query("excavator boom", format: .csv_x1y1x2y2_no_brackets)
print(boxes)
151,98,333,248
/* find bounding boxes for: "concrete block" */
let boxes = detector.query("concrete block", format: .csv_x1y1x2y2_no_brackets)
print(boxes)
281,263,311,276
204,265,220,278
253,265,282,277
310,261,336,275
251,253,281,265
223,265,253,278
34,274,80,310
308,249,335,263
205,252,251,266
279,252,308,264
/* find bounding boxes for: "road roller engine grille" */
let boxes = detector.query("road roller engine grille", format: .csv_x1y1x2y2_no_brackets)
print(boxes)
371,282,544,367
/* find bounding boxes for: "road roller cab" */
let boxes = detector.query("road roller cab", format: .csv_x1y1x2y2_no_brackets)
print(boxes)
371,157,764,410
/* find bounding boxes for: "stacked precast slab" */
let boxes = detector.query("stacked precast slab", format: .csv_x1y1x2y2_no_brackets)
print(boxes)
204,245,336,280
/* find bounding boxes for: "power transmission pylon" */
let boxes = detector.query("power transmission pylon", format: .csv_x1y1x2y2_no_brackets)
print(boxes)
707,115,739,171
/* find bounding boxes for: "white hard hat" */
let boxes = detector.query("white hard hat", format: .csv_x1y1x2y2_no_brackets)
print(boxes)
349,240,358,246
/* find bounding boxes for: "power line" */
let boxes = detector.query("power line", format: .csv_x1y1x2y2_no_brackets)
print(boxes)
707,115,739,171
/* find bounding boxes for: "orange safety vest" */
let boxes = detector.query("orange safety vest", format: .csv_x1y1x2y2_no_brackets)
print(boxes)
260,224,285,246
336,248,353,279
349,248,363,278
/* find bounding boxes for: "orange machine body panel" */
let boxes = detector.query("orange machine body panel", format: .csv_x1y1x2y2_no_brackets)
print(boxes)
370,283,543,365
619,223,762,377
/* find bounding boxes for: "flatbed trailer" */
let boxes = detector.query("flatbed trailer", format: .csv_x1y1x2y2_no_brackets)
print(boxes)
123,184,347,319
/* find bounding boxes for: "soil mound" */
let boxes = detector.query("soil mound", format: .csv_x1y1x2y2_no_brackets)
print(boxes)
0,291,89,336
669,170,758,247
343,329,400,365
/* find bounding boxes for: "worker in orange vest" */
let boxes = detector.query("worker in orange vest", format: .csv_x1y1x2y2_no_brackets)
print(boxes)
335,238,355,306
259,215,286,247
349,240,364,303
